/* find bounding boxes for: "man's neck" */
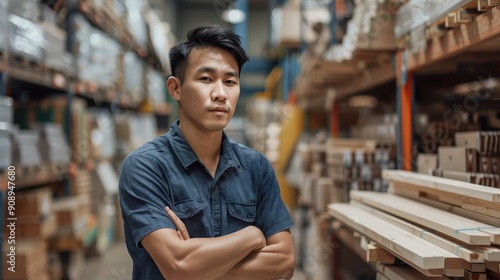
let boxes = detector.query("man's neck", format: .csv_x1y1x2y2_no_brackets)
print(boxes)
179,121,223,177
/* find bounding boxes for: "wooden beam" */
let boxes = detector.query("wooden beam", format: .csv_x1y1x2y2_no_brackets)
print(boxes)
463,270,487,280
350,191,496,245
350,200,485,264
383,170,500,202
376,263,450,280
407,5,500,72
366,243,396,264
329,203,461,270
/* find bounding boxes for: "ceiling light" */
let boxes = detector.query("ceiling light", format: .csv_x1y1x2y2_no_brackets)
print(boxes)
222,7,246,24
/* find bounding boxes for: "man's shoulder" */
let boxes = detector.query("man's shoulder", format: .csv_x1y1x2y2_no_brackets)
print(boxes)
227,140,269,165
125,133,170,163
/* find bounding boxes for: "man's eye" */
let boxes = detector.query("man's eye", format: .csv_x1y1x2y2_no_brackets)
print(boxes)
226,80,237,85
200,77,211,82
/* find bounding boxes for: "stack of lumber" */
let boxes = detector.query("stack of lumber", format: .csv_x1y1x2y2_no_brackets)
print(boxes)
328,170,500,279
325,138,396,200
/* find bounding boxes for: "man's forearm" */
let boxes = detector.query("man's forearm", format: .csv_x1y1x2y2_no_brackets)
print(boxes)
142,226,265,280
216,233,295,280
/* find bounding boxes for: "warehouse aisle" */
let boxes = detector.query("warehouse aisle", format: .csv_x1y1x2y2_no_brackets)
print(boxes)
81,242,133,280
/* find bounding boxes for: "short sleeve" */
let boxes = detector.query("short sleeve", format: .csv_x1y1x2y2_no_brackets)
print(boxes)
119,154,176,248
255,156,294,238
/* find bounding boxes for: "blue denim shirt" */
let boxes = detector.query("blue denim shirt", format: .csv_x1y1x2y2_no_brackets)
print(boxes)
119,121,294,279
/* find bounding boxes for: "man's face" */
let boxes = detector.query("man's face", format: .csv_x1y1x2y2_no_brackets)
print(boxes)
176,46,240,132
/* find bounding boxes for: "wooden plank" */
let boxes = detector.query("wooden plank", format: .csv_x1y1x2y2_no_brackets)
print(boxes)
329,203,457,270
383,170,500,202
350,200,484,263
485,261,500,273
463,270,487,280
407,5,500,71
332,223,367,262
376,263,450,280
350,191,496,245
366,243,396,264
390,185,500,226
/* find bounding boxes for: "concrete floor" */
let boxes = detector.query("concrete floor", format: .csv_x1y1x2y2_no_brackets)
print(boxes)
80,242,133,280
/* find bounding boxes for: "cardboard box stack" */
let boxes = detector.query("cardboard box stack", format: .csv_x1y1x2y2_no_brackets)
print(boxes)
15,187,57,239
417,131,500,188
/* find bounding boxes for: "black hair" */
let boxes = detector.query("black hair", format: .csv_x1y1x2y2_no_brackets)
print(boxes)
169,25,249,81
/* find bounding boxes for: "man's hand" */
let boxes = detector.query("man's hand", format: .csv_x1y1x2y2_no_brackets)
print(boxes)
165,206,190,240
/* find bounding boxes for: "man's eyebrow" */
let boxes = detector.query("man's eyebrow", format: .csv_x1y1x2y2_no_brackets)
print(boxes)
195,67,239,77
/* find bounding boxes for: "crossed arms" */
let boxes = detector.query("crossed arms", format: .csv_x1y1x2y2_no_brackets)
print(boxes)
140,207,295,280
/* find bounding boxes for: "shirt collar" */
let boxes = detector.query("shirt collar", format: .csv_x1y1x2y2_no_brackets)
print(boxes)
167,120,239,171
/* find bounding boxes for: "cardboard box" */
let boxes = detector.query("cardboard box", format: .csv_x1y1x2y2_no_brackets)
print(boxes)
15,187,53,218
441,170,500,188
438,147,477,172
479,155,500,175
417,153,438,175
455,131,500,154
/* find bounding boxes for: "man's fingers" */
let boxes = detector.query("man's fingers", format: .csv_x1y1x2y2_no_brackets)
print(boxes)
165,206,191,240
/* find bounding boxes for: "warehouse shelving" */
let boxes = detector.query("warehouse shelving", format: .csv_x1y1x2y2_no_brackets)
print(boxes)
291,1,500,279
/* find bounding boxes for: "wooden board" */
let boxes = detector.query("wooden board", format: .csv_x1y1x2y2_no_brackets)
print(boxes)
328,203,463,270
391,186,500,226
383,170,500,202
376,263,450,280
350,200,484,263
366,243,396,264
350,191,497,245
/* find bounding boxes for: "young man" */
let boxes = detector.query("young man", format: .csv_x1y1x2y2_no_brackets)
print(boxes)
119,25,295,280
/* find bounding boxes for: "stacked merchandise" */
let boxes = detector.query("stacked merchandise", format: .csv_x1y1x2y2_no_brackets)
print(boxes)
0,96,13,169
15,187,57,239
10,126,42,167
124,0,148,47
2,240,51,280
395,0,483,53
36,122,71,165
74,14,121,89
7,1,46,63
418,131,500,188
123,51,145,105
350,113,398,142
49,196,89,250
329,170,500,279
325,138,396,203
245,98,285,163
88,109,117,161
326,0,398,62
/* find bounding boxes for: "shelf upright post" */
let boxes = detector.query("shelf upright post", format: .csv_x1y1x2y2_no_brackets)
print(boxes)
64,0,77,196
329,0,338,138
396,49,414,171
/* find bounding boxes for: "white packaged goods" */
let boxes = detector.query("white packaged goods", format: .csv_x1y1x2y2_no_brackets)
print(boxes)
75,15,120,87
8,14,46,62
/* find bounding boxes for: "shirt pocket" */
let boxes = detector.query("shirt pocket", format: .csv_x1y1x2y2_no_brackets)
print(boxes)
227,202,257,229
174,200,210,238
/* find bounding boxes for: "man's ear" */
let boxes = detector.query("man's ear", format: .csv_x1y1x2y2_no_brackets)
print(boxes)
166,76,181,101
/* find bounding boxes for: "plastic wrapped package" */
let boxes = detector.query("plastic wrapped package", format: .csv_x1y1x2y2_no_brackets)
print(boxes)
395,0,427,39
75,15,120,86
0,0,7,51
146,68,166,105
130,114,157,149
112,0,126,19
43,23,74,74
124,0,148,46
7,0,40,22
124,51,145,101
10,126,43,167
88,109,116,160
35,122,71,164
8,14,46,62
144,9,171,72
425,0,472,26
